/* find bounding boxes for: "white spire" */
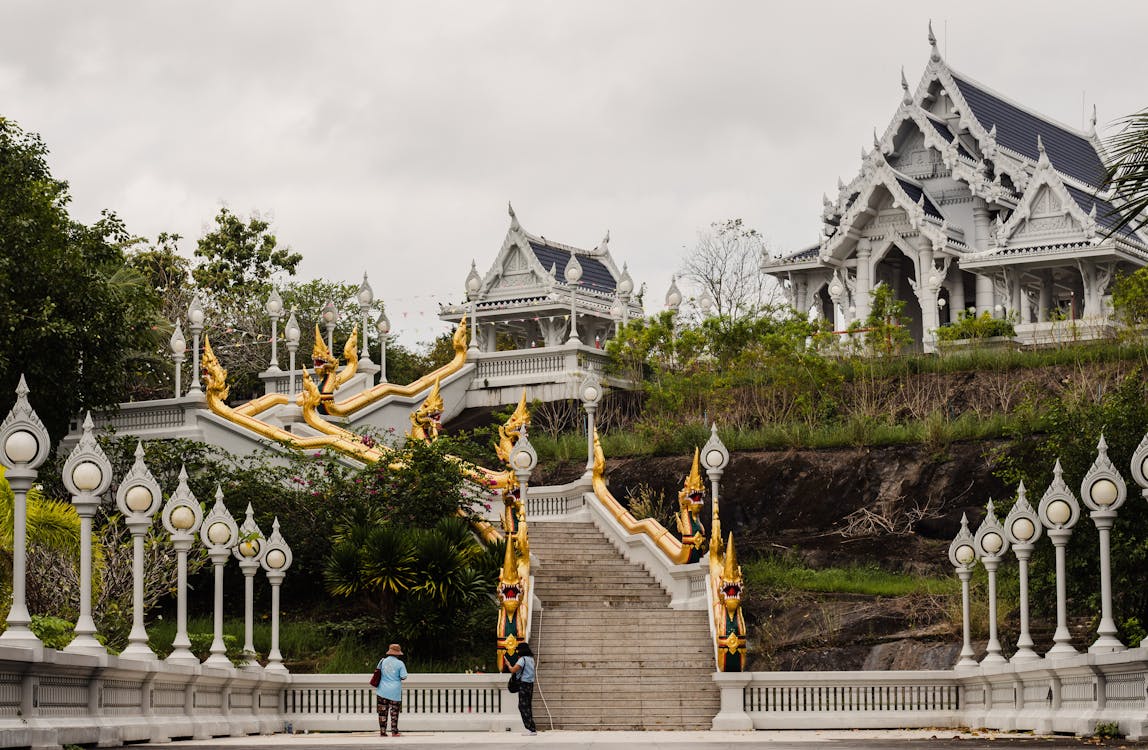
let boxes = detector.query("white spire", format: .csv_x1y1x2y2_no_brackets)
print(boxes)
901,67,912,105
928,20,941,62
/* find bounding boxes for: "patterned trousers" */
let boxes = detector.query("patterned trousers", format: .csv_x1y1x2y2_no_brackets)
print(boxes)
376,696,401,734
518,681,536,732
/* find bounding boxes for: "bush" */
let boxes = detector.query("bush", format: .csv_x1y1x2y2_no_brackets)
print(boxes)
936,311,1016,341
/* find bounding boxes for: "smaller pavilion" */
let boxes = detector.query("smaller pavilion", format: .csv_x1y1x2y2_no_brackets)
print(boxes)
440,204,643,350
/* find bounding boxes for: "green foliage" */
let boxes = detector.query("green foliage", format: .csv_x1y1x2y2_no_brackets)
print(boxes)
743,554,954,597
862,283,912,356
192,207,301,297
0,118,164,438
1102,107,1148,238
30,615,76,651
1094,721,1123,740
936,310,1016,342
1111,268,1148,326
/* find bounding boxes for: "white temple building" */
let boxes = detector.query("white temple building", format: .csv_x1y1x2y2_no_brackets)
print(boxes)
762,25,1148,351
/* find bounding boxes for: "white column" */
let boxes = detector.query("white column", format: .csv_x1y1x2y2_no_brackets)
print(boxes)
956,568,976,668
975,275,995,316
950,270,966,315
266,575,284,672
169,537,195,664
1012,544,1037,660
982,553,1005,664
1090,512,1125,652
1047,528,1078,655
855,243,872,322
207,550,229,667
1038,272,1052,322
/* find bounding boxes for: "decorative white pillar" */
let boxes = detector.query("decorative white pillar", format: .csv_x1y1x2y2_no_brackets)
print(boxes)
975,275,995,317
62,413,113,656
234,504,267,670
261,518,293,674
948,514,978,669
1038,271,1052,323
265,288,284,371
617,264,634,327
827,272,847,331
855,243,873,322
565,255,584,344
510,426,538,517
187,295,205,397
161,466,204,665
116,442,163,661
580,375,603,474
1080,435,1127,653
974,499,1010,664
170,323,186,398
0,377,49,651
285,308,301,397
701,423,730,544
610,296,624,339
1037,460,1081,656
200,486,239,669
376,311,390,384
321,300,338,353
466,261,482,356
1004,482,1042,661
356,274,374,366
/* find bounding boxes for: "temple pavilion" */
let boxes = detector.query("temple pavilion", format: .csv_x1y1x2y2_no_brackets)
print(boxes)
439,204,643,350
761,24,1148,351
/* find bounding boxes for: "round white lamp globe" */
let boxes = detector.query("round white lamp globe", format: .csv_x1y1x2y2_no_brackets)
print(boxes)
4,430,38,464
71,461,103,492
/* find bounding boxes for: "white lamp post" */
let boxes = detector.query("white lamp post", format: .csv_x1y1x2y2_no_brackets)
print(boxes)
376,311,391,384
0,376,49,651
265,288,284,371
701,423,731,547
699,290,716,319
261,518,293,674
170,322,186,398
356,274,374,365
948,513,978,669
1080,435,1127,653
666,276,683,313
466,260,482,355
187,295,205,397
1037,459,1081,656
565,254,583,345
1004,482,1043,661
200,486,239,668
234,504,267,670
116,442,163,661
610,296,624,338
62,413,113,656
321,300,338,353
617,264,634,327
580,374,603,474
161,466,204,666
973,499,1010,664
285,308,301,396
511,426,538,517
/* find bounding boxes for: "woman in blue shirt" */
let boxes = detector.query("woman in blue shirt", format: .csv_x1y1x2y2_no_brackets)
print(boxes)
375,643,408,737
508,642,537,735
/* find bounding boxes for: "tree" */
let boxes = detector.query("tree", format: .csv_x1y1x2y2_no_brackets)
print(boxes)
1111,268,1148,326
0,118,163,438
1103,108,1148,238
860,283,911,356
680,219,779,320
192,207,301,298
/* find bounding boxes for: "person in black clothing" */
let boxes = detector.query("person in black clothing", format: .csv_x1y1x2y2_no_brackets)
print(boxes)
507,642,537,735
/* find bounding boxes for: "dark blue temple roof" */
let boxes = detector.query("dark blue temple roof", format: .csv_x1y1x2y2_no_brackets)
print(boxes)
896,178,944,220
785,245,819,262
1065,185,1142,242
927,117,973,159
952,75,1105,187
529,241,616,293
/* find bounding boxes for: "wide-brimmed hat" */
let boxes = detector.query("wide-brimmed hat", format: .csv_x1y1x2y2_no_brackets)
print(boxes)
386,643,403,656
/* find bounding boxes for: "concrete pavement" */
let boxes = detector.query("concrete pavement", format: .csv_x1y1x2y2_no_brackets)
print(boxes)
133,729,1147,749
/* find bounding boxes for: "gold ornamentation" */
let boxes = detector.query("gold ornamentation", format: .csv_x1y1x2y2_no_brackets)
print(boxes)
497,533,528,671
496,390,531,464
409,378,445,443
676,448,707,561
711,531,747,672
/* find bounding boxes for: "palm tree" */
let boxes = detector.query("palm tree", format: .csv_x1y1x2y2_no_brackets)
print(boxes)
1104,108,1148,237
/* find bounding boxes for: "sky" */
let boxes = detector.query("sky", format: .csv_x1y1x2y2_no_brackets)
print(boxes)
3,1,1148,346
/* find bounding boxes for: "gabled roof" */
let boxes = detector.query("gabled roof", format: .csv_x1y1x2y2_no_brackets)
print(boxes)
529,240,616,294
950,74,1106,187
1064,184,1142,242
895,177,944,220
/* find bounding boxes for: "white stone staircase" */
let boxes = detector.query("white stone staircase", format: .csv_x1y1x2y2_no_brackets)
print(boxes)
528,521,719,730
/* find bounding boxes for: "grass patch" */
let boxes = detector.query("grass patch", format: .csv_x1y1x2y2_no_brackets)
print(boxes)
744,554,956,598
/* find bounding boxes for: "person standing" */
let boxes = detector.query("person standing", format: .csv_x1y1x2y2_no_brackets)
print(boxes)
508,642,537,735
375,643,408,737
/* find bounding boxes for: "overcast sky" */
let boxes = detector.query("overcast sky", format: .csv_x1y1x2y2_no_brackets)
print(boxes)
3,1,1147,346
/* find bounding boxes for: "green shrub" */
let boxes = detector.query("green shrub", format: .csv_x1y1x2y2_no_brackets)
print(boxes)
936,311,1016,341
30,615,76,651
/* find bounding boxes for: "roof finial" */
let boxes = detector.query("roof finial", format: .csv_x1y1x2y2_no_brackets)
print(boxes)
928,20,941,62
1091,104,1098,134
873,127,881,149
508,201,520,231
1036,134,1049,165
901,67,912,105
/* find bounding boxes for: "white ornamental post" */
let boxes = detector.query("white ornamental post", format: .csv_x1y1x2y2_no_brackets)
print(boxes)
265,288,284,371
116,442,163,660
973,499,1010,664
62,413,114,656
285,308,301,396
948,514,978,669
321,300,338,353
200,486,239,668
160,466,204,666
170,322,186,398
702,423,730,552
1004,482,1043,661
565,255,583,345
511,426,538,517
1037,460,1081,656
580,374,603,474
234,504,267,670
187,295,205,397
466,260,482,355
617,264,634,327
376,311,391,384
356,274,374,366
261,518,293,674
1080,435,1127,653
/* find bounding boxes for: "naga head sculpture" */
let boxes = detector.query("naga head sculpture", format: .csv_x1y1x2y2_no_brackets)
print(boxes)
496,390,532,465
719,533,744,616
679,447,706,515
410,378,445,441
497,537,522,616
312,325,339,378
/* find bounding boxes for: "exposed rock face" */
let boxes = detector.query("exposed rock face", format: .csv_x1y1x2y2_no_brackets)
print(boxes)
536,441,1011,670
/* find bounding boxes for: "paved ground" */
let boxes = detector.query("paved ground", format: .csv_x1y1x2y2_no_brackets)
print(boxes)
134,729,1148,749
